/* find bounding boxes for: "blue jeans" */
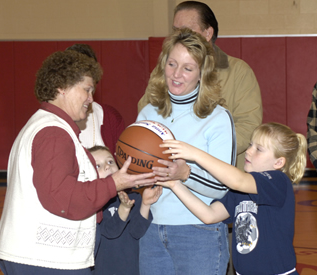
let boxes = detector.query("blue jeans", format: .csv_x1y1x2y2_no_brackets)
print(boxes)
139,222,229,275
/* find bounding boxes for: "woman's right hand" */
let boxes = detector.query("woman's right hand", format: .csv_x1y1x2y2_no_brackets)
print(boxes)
152,158,188,182
111,157,156,191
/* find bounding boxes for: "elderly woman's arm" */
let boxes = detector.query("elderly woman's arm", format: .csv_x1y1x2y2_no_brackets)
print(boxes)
32,126,117,220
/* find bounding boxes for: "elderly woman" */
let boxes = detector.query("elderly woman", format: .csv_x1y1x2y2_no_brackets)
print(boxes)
0,50,154,275
137,28,236,275
65,43,125,155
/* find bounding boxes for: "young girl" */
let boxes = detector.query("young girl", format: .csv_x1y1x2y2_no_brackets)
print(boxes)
88,146,162,275
155,122,306,275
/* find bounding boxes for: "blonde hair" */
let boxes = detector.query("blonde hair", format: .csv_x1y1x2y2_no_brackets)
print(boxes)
145,28,224,119
88,145,111,154
251,122,307,184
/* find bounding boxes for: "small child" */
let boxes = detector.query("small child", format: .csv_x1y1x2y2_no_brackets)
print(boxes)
155,122,306,275
88,146,162,275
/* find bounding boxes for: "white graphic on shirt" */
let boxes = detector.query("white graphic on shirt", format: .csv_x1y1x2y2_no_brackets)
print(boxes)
235,201,259,254
260,171,272,180
108,206,117,217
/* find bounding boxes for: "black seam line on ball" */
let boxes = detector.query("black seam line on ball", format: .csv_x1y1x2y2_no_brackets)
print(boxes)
117,139,163,160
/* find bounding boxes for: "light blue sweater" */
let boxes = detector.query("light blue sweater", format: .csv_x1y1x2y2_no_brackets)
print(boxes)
137,88,237,225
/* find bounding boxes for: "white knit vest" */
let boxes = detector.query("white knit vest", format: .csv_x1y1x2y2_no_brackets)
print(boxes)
0,109,97,270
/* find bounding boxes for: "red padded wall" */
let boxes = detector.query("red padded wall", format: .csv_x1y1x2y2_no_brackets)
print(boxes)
241,37,287,124
149,37,165,72
214,37,242,58
56,41,149,127
0,42,15,169
0,40,149,170
0,37,316,169
286,37,317,168
14,42,58,132
100,40,149,127
286,37,317,134
146,36,316,168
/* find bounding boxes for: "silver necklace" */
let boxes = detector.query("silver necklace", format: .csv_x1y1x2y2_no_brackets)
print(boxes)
171,109,190,123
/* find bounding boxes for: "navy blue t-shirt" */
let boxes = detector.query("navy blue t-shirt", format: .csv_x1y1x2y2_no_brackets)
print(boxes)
219,170,298,275
93,191,152,275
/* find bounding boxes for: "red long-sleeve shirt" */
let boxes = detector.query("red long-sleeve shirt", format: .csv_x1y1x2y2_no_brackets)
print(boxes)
31,102,117,222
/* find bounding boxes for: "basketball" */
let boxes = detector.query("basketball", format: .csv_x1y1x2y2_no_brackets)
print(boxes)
116,120,175,174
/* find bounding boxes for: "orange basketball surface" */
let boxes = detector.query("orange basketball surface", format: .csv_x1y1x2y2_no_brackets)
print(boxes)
116,120,174,174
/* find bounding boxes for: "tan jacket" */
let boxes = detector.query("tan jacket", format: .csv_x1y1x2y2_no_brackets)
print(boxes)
138,45,262,171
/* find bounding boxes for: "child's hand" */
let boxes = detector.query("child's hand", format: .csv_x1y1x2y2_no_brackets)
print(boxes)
154,180,179,189
160,140,198,162
142,185,163,206
118,191,135,209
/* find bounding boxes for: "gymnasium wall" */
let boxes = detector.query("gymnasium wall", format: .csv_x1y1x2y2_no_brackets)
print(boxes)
1,0,317,40
0,36,316,170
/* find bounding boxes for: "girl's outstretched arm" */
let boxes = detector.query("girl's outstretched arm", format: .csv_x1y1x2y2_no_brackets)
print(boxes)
156,180,229,224
159,140,257,194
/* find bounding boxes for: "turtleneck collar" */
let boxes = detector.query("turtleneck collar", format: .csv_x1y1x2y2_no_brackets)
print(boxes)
168,84,199,105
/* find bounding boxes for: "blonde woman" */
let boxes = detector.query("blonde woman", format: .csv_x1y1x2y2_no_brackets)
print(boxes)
137,28,236,275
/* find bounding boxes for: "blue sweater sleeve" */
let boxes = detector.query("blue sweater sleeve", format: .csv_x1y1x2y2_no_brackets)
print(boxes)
184,109,236,198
